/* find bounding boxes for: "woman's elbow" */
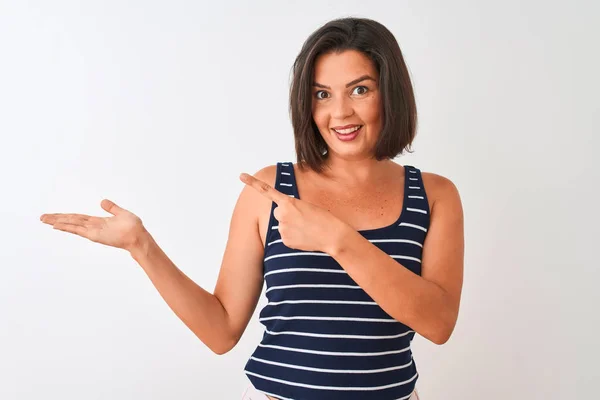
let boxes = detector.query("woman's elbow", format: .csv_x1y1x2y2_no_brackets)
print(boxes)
202,332,240,355
429,322,457,345
209,338,237,355
430,331,451,345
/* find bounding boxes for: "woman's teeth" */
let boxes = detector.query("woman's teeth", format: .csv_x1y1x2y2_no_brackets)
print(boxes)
333,125,362,134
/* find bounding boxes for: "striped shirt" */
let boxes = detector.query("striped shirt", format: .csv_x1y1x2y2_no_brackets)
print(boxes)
244,161,430,400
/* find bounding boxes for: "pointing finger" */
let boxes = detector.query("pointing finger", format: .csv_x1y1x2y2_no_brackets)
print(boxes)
239,173,289,205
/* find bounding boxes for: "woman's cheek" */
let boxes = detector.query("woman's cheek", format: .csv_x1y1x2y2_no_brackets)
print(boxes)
312,109,328,133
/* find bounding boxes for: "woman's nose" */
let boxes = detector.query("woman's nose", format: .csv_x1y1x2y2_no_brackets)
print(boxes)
332,97,354,119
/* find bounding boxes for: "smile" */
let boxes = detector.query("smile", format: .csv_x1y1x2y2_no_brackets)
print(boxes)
332,125,363,134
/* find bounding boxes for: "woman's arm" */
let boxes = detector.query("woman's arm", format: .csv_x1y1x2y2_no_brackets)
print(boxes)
327,172,464,344
129,167,274,354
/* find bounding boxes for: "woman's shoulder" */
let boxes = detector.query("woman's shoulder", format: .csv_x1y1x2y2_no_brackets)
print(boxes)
417,168,462,214
419,169,458,191
248,162,461,201
251,163,280,185
252,161,301,183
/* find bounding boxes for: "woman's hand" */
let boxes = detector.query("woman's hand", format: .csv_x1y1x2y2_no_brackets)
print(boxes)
240,172,347,254
40,199,147,252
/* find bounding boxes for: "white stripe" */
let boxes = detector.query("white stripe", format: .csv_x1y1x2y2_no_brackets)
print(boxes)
280,183,293,187
406,207,427,215
281,172,291,175
265,329,414,340
408,195,424,199
399,222,428,232
244,370,418,391
271,225,279,230
250,356,412,374
259,316,397,323
409,170,417,174
370,239,422,248
408,186,421,189
264,268,346,277
264,252,329,262
281,163,290,166
265,250,421,263
266,300,377,306
409,178,418,181
288,194,295,197
391,255,421,263
268,238,422,248
257,342,411,356
267,238,283,246
265,284,360,293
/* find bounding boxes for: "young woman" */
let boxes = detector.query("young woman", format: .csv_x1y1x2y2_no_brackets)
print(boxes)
40,17,464,400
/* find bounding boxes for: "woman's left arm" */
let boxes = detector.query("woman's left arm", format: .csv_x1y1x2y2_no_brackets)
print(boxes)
327,173,464,345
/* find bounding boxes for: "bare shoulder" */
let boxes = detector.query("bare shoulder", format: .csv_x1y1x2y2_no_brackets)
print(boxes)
229,163,279,237
253,164,279,184
240,164,279,216
420,171,462,213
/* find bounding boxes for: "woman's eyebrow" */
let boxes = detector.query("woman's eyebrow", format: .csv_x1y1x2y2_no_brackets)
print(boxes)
313,75,376,89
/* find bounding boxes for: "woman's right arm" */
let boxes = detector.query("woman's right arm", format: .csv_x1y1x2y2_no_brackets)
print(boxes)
129,166,275,355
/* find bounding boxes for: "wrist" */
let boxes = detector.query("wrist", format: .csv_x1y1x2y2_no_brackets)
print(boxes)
326,220,353,257
128,228,154,260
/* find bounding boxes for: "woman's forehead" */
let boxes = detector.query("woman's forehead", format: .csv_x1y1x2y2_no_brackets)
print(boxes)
313,50,378,85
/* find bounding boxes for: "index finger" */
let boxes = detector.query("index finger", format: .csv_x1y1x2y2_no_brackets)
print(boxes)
239,173,289,205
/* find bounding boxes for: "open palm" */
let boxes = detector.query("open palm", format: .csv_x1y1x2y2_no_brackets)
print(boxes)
40,199,145,251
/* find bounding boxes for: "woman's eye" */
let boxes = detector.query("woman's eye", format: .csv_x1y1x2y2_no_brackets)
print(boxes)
352,86,368,95
315,91,329,99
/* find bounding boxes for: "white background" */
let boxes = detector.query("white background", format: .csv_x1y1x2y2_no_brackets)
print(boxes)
1,0,598,398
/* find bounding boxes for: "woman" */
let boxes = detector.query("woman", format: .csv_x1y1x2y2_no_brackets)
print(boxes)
40,17,464,400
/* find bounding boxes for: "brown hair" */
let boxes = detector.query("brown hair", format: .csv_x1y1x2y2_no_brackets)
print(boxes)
290,17,417,173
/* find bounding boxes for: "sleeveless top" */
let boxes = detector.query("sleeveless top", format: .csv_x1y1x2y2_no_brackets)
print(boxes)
244,161,431,400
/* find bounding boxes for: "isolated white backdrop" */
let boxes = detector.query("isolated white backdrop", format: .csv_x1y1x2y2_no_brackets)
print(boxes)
1,1,598,399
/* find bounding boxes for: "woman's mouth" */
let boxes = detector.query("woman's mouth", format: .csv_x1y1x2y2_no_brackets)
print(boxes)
332,125,363,141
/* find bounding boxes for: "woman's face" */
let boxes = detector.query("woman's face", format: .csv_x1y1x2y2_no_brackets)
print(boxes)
311,49,382,161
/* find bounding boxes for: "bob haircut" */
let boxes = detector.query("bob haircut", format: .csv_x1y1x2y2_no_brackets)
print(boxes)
290,17,417,173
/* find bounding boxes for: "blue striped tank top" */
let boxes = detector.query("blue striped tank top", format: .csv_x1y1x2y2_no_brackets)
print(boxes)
244,161,431,400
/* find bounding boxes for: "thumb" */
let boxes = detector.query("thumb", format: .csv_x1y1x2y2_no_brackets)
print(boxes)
101,199,126,216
